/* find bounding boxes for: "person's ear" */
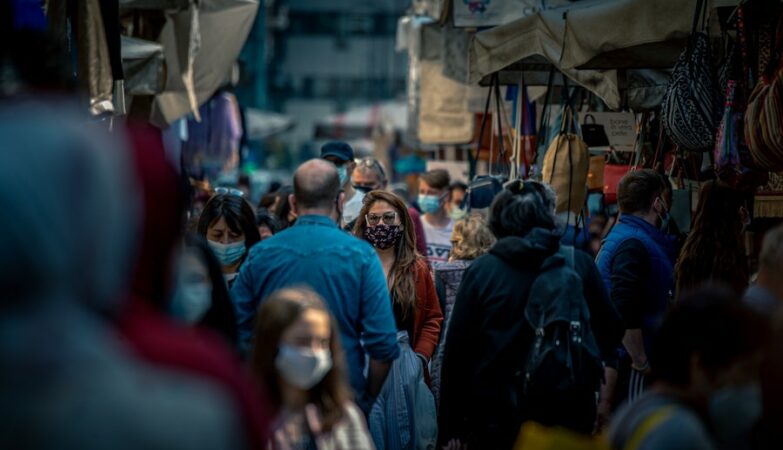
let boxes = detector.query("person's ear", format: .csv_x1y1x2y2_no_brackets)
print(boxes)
289,194,297,215
336,192,346,214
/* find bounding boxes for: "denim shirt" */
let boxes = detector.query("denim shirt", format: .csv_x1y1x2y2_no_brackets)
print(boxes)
231,215,400,398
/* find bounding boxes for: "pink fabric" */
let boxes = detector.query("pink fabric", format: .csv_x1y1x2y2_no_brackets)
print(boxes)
409,207,428,257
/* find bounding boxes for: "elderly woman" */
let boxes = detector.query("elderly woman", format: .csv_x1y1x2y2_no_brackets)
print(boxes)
430,214,495,406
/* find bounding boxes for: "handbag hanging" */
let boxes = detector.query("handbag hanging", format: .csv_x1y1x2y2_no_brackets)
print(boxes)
661,0,721,152
745,16,783,171
581,114,610,148
542,87,590,218
603,114,646,204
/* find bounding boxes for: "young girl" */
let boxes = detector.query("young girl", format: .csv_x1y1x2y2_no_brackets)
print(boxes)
251,288,374,450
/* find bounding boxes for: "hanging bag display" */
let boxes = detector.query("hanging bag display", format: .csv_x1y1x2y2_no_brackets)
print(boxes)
745,17,783,171
581,114,610,148
542,93,590,218
661,0,721,152
465,74,505,210
603,114,645,204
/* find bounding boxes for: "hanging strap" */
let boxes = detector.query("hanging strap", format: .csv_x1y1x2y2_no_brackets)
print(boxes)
469,75,496,180
493,75,508,177
691,0,707,34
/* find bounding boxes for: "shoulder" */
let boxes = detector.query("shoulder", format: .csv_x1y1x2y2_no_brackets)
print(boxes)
616,238,649,256
611,395,714,450
414,257,431,274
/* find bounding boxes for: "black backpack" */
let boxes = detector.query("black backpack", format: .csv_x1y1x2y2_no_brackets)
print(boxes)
516,246,604,411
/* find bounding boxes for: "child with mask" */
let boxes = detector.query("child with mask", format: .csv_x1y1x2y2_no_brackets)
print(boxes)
198,193,260,288
251,288,375,450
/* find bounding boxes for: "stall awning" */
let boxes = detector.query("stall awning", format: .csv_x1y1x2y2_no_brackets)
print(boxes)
244,109,294,141
561,0,740,70
469,0,740,109
314,102,407,140
151,0,258,127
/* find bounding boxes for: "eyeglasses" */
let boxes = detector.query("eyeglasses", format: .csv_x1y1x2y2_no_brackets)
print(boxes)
214,187,244,197
366,211,397,226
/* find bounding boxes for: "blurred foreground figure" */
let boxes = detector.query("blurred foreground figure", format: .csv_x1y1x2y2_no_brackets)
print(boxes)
0,102,248,449
117,122,271,448
609,287,769,450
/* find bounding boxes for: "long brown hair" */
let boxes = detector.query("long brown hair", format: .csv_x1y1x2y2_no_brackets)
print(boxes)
675,180,749,295
250,287,351,431
353,191,418,321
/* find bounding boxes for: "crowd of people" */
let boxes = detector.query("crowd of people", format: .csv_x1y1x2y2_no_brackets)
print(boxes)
4,101,783,450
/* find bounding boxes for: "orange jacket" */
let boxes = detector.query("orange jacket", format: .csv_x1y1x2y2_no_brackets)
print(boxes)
411,258,444,360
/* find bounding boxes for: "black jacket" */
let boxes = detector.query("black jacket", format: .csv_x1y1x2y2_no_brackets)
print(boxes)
438,227,624,449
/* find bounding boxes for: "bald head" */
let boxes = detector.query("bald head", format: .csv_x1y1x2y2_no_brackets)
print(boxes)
293,159,342,212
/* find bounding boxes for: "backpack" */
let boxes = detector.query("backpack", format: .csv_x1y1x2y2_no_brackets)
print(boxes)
518,246,604,413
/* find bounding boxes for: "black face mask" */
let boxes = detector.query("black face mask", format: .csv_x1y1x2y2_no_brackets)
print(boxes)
353,184,376,194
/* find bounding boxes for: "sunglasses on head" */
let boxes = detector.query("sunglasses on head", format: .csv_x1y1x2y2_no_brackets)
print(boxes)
214,187,244,197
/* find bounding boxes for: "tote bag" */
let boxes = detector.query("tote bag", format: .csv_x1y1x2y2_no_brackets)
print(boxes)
542,106,590,217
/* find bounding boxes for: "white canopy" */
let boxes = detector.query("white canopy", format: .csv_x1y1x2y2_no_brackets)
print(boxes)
244,109,294,141
151,0,259,126
469,0,740,109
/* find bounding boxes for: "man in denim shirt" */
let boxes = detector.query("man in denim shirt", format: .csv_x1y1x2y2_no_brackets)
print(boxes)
232,159,399,408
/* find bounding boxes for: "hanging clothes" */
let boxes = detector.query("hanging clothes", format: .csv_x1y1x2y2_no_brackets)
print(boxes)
181,91,243,180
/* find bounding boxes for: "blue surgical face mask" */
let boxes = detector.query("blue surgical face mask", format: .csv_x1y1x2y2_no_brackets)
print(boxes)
418,194,442,214
208,240,246,267
171,281,212,324
450,206,467,221
336,165,349,187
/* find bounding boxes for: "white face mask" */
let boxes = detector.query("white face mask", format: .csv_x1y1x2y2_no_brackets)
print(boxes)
708,383,763,441
171,282,212,324
275,344,333,390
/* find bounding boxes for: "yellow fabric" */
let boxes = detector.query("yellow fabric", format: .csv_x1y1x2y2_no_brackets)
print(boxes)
514,422,606,450
542,129,590,217
624,406,675,450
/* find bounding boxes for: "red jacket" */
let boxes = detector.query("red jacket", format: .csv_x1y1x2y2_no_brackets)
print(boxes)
411,258,444,360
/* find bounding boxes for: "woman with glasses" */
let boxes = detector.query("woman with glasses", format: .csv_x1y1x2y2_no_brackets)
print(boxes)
352,191,443,370
198,193,261,288
352,191,442,449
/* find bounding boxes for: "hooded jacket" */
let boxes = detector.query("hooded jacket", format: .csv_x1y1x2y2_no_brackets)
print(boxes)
438,228,623,448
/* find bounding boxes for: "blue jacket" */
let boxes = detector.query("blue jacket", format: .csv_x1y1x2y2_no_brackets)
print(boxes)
369,331,438,450
596,215,675,343
231,215,400,401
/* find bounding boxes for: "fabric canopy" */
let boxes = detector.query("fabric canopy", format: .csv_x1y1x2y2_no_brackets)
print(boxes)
244,109,294,141
315,102,407,135
121,35,165,96
469,0,621,108
561,0,740,70
469,0,740,109
151,0,258,127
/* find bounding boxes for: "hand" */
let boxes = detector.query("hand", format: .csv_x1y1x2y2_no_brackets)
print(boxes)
442,439,468,450
593,399,612,435
415,353,429,369
631,359,651,376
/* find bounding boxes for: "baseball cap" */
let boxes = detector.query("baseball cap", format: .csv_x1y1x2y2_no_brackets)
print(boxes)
320,141,354,163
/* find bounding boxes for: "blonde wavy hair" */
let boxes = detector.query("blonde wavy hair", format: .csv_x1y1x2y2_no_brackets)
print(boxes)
450,214,496,261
